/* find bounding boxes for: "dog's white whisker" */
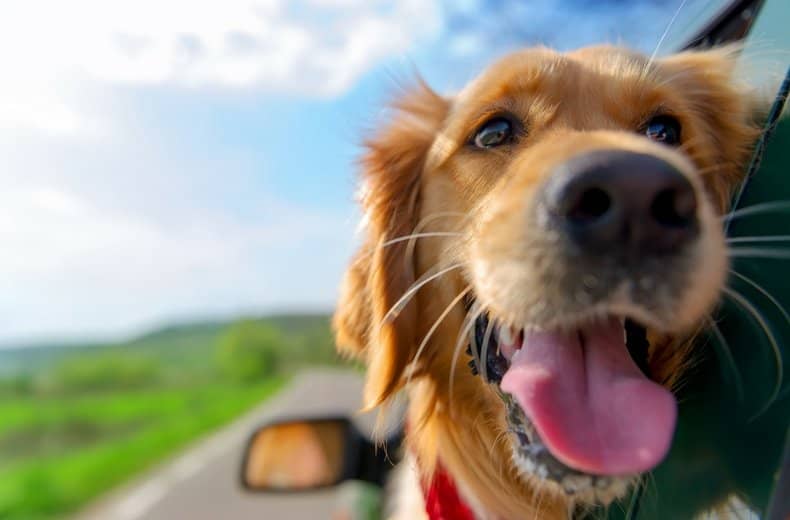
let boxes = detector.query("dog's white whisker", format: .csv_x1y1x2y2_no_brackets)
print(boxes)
406,286,471,389
726,235,790,244
727,248,790,260
721,200,790,222
721,286,784,421
448,307,480,418
648,0,690,66
382,263,464,324
405,212,469,267
490,429,512,460
382,232,463,249
413,211,468,227
729,269,790,329
480,312,496,383
704,315,745,403
358,228,464,262
468,307,482,381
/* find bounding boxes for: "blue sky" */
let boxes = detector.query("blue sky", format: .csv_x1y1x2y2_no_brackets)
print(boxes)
0,0,725,343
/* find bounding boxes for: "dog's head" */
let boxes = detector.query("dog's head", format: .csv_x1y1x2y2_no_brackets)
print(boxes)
333,46,757,515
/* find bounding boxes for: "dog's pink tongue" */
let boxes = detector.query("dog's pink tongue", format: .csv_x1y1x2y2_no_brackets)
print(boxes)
500,318,676,475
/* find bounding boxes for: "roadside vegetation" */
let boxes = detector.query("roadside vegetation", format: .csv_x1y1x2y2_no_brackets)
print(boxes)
0,313,339,519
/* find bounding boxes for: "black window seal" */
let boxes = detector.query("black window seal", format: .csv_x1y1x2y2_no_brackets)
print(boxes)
681,0,766,50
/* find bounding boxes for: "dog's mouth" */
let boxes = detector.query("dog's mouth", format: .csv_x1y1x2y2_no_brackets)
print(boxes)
466,304,677,494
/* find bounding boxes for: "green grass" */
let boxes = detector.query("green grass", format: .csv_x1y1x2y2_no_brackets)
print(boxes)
0,378,286,519
0,312,339,519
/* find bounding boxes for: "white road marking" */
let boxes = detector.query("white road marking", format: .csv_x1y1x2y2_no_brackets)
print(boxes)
171,453,206,481
114,479,168,520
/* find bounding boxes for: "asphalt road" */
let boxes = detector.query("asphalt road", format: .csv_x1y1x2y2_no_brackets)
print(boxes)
76,369,387,520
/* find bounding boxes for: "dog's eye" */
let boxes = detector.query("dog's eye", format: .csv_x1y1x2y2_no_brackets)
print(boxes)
644,115,681,146
473,117,514,148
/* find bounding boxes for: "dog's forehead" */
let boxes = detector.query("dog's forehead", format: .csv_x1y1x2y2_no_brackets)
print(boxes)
455,46,652,107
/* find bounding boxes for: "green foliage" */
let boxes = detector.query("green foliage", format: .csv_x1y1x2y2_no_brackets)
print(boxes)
0,374,33,397
39,352,161,394
216,320,283,382
0,312,343,519
214,314,341,381
0,379,285,519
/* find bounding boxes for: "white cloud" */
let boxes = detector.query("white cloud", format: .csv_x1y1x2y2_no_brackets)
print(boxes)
0,184,356,341
0,109,363,343
0,0,442,134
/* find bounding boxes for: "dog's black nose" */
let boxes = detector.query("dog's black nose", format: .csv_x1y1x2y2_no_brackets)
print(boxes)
546,150,698,254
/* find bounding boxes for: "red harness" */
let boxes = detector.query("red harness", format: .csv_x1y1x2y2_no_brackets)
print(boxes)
422,463,476,520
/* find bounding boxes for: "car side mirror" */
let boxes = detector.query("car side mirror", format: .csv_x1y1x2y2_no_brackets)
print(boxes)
240,416,400,492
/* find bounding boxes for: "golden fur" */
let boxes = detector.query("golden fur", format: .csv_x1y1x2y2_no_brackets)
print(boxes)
333,46,758,519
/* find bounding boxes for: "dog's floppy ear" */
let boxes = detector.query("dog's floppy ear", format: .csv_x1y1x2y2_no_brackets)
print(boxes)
333,81,449,409
660,46,760,208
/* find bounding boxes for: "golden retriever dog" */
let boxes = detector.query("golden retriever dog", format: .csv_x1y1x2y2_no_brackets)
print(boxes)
333,45,758,519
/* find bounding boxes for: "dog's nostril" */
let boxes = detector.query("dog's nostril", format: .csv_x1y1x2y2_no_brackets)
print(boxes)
650,187,697,228
567,187,612,223
544,150,699,254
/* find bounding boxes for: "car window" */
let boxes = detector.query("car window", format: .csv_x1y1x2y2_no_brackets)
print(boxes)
737,0,790,94
662,0,737,51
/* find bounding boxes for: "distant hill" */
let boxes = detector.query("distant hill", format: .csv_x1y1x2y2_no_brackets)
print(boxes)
0,313,334,376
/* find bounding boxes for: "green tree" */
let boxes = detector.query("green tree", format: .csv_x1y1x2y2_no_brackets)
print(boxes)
41,352,160,394
215,320,283,382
